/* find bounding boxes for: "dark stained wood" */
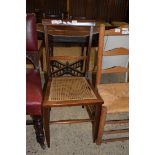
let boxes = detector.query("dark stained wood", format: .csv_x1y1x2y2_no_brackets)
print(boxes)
32,116,46,149
43,25,49,74
96,106,107,145
95,0,109,20
26,0,129,22
43,108,50,148
92,104,102,142
26,0,35,13
44,0,67,18
108,0,129,22
85,105,95,120
70,0,87,18
70,0,96,19
85,26,93,73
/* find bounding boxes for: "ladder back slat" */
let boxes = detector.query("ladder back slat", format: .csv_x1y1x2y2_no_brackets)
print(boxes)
102,66,128,74
103,48,129,56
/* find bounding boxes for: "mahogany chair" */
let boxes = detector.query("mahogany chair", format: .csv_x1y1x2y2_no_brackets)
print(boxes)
26,13,45,149
95,24,129,144
42,19,104,147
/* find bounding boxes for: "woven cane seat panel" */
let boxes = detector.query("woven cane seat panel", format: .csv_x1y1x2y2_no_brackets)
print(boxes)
97,83,129,113
49,77,97,101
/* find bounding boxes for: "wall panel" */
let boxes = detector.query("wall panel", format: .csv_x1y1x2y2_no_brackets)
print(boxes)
26,0,129,22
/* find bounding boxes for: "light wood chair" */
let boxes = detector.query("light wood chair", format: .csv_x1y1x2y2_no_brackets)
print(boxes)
95,24,129,144
42,19,104,147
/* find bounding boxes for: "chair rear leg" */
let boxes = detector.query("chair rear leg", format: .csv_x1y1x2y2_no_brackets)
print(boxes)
80,45,84,71
92,104,102,143
96,106,107,145
32,115,45,149
43,107,50,148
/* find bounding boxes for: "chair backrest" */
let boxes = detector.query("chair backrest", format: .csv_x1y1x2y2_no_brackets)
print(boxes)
42,19,98,78
26,13,39,70
96,24,129,86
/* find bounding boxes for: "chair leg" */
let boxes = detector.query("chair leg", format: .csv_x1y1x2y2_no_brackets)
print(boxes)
80,45,84,71
95,106,107,145
32,116,45,149
39,44,44,72
43,107,50,148
92,104,102,143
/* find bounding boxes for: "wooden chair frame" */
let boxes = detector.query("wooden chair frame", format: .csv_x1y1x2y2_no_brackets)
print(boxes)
42,19,104,147
95,24,129,144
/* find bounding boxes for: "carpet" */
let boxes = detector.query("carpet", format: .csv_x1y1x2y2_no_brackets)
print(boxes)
27,106,128,155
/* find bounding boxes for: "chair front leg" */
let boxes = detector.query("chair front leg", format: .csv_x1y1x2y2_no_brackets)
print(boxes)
32,115,45,149
92,104,102,143
95,106,107,145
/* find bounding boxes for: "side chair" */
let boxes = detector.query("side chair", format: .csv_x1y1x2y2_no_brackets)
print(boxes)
95,24,129,144
42,19,104,147
26,13,45,149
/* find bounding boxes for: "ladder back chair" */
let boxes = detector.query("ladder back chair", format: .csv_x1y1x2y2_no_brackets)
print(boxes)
95,24,129,144
42,19,104,147
26,13,45,149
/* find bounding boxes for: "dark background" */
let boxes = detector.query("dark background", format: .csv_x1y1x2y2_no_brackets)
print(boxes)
26,0,129,23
